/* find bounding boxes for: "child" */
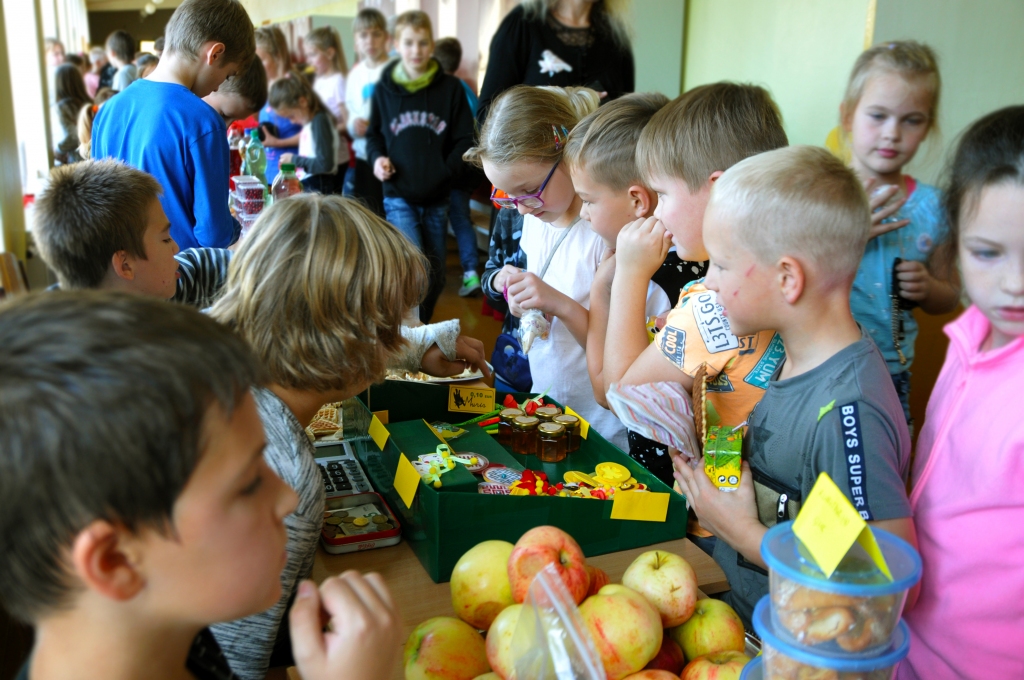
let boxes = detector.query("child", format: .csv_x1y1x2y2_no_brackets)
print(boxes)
207,194,489,679
256,26,301,183
0,292,402,680
673,146,917,626
92,0,253,251
434,36,484,297
898,106,1024,679
204,55,269,126
136,52,159,78
106,30,138,91
365,10,476,323
33,159,231,309
306,26,350,136
271,71,344,194
51,63,92,164
841,41,960,431
343,8,390,215
76,88,114,160
565,92,707,484
467,85,636,448
84,46,106,97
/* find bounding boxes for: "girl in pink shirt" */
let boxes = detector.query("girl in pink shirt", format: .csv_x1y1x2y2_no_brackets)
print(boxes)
899,105,1024,679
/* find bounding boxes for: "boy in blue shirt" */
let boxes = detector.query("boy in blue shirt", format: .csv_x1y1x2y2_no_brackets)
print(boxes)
92,0,255,250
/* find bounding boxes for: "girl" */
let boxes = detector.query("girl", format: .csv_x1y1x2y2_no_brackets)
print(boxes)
256,26,301,183
207,194,488,679
841,40,960,431
51,64,92,165
270,71,344,194
898,106,1024,679
466,85,633,450
305,26,350,136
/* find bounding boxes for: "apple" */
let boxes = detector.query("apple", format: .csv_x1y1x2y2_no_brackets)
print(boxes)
485,603,523,680
472,675,502,680
404,616,491,680
508,526,590,604
668,599,745,661
644,636,686,675
579,584,664,680
680,651,750,680
623,671,681,680
586,564,611,597
451,539,516,630
622,550,699,627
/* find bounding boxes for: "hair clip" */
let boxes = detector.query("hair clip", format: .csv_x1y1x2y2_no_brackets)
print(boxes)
552,124,569,151
91,105,99,114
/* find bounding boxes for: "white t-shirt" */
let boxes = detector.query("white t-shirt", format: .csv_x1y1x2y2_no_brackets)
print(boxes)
345,59,389,159
313,72,346,124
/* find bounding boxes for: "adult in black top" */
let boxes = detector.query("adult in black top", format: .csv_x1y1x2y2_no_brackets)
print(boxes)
478,0,634,123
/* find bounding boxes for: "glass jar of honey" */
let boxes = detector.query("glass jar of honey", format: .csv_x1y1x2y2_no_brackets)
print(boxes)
534,405,563,422
537,423,568,462
511,415,540,456
497,408,524,446
553,414,581,452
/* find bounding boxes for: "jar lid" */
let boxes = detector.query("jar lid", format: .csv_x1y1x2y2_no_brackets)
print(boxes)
761,521,922,596
500,408,525,418
553,414,579,425
538,423,565,436
535,406,561,415
739,656,762,680
752,596,909,671
512,415,539,427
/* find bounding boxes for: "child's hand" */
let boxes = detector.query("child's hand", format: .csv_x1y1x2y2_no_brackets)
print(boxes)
895,259,933,301
616,217,673,279
592,249,617,295
289,573,401,680
279,153,295,165
506,271,565,319
261,125,282,147
374,157,395,181
673,456,760,542
863,178,910,239
492,264,522,295
420,336,492,380
353,118,369,137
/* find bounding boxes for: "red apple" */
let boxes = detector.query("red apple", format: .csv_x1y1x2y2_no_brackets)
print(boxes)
451,540,515,630
680,651,750,680
586,564,611,597
485,603,523,679
472,675,502,680
507,526,590,604
622,550,699,627
623,671,681,680
579,584,664,680
644,636,686,675
668,599,745,661
404,616,491,680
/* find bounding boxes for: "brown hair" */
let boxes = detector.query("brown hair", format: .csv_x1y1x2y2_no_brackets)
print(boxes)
354,8,387,34
54,64,92,131
218,53,268,112
520,0,632,50
255,26,292,74
638,82,788,191
306,26,348,76
565,92,669,190
841,40,940,136
269,70,332,124
33,160,161,289
163,0,255,67
433,37,462,74
208,195,428,392
105,31,135,63
393,10,433,40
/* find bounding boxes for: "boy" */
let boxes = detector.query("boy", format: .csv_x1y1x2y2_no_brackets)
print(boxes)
204,55,269,126
566,92,708,484
92,0,254,250
0,292,401,680
673,146,917,625
434,36,483,297
33,159,230,309
365,10,475,323
344,7,390,216
106,30,138,91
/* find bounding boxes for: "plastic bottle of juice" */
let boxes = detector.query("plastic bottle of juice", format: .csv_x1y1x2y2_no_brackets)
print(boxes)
243,128,267,185
271,163,302,202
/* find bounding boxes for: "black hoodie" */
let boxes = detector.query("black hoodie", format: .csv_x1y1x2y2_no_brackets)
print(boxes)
365,59,476,205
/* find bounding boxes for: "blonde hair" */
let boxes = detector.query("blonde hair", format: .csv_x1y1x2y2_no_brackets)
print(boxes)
255,26,292,74
638,82,788,191
708,146,871,284
306,26,348,76
521,0,632,49
393,10,433,40
464,85,599,167
564,92,669,190
208,195,428,392
841,40,940,135
77,103,98,159
354,8,387,34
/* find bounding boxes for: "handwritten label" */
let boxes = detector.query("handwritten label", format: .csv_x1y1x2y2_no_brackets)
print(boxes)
448,385,496,414
564,406,590,440
368,415,390,451
611,491,670,522
792,473,892,579
393,453,421,508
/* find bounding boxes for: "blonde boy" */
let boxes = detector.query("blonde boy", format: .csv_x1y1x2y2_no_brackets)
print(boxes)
673,146,917,624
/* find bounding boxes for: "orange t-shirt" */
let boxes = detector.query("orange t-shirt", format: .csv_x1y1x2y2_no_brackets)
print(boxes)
656,281,785,427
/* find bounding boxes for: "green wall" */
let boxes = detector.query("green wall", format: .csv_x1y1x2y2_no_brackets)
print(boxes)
631,0,686,97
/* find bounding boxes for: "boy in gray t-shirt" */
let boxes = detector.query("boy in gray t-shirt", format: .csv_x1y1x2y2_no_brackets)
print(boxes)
671,147,917,627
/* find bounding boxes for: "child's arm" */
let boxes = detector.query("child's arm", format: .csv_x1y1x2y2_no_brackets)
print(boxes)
261,126,302,148
481,210,525,310
445,86,476,177
619,342,695,392
506,271,589,349
173,247,231,308
292,115,337,176
191,130,237,248
586,252,616,407
895,257,960,315
364,88,387,172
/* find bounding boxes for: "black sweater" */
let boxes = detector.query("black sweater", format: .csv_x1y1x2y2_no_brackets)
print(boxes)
365,60,476,205
477,5,635,123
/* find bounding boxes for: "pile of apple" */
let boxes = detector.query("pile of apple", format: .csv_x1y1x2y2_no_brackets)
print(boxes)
404,526,751,680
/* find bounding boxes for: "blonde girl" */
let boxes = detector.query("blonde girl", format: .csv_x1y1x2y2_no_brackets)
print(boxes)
271,71,344,194
305,26,350,134
841,40,959,430
466,85,633,449
256,26,301,182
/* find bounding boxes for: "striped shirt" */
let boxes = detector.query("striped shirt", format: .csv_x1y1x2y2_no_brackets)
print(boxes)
210,388,325,680
174,247,232,309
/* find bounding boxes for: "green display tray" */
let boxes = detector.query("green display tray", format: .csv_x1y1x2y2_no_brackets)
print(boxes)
352,380,688,583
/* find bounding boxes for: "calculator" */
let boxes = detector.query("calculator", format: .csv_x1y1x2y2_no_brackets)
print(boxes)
313,440,373,499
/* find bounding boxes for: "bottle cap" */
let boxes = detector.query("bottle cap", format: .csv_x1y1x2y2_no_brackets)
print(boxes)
281,162,296,173
250,128,259,138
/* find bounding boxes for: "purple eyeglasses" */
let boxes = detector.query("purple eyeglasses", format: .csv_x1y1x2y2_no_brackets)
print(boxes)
490,161,560,210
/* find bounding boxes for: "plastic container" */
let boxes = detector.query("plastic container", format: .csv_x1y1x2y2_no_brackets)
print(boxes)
740,656,762,680
232,175,265,215
272,162,302,201
236,211,260,239
243,128,267,184
753,596,909,680
761,522,921,657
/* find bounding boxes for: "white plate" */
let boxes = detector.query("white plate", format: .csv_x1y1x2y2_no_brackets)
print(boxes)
384,362,490,384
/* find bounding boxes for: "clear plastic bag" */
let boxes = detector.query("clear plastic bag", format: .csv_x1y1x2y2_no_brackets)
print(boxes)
519,309,551,354
511,564,605,680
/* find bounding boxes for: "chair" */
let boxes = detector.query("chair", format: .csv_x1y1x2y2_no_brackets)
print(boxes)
0,251,29,298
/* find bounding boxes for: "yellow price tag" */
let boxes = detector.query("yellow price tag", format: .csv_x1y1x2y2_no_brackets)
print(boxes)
368,414,390,451
448,385,496,414
393,453,421,509
610,491,670,522
564,406,590,439
792,473,892,580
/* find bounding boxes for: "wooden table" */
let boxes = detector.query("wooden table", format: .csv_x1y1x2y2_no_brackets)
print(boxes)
313,537,727,680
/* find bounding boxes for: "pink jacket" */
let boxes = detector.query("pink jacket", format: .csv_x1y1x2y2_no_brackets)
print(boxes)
898,306,1024,679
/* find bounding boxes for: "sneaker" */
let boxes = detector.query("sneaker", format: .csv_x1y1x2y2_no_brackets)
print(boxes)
459,273,481,297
